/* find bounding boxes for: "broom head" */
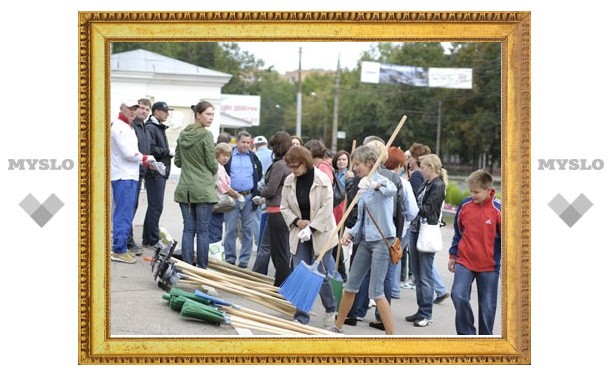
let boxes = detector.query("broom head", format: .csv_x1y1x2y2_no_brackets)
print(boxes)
279,260,325,313
180,298,225,325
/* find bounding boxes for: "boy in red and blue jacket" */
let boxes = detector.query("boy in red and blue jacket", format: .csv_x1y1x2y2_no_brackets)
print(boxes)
448,169,501,335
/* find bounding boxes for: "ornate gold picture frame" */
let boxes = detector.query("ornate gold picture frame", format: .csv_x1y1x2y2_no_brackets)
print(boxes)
78,11,530,364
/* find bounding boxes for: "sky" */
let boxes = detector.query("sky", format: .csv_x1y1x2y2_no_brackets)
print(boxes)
237,41,378,73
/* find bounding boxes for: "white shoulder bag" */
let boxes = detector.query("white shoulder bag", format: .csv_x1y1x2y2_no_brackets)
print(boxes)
416,202,444,253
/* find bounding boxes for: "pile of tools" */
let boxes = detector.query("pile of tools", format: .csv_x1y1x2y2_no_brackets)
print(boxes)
163,287,334,336
150,239,331,335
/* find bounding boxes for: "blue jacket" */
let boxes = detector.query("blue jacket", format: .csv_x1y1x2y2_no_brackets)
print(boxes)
350,172,397,244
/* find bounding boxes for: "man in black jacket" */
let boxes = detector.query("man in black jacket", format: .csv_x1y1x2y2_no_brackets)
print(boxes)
142,101,173,249
126,98,151,255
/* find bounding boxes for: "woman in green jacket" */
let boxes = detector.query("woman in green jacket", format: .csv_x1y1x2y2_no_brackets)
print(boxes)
174,100,218,268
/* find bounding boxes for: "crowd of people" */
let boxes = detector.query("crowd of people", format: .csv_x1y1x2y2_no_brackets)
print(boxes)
110,99,502,336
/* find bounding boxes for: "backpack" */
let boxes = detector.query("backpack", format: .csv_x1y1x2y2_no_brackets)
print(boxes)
332,171,345,208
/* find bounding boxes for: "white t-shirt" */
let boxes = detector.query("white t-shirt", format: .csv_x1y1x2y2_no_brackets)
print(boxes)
110,118,142,181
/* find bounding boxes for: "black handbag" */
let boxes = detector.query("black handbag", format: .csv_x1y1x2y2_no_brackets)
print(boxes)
332,172,345,207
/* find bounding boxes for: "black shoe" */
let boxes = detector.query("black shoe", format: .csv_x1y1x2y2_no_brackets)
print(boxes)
128,245,143,256
369,321,385,331
343,318,358,326
143,243,158,251
238,263,248,268
434,292,450,304
405,313,420,322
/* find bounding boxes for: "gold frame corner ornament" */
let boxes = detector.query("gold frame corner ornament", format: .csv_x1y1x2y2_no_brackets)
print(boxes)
78,10,530,365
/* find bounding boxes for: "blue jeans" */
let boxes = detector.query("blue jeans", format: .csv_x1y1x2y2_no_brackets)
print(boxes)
433,265,449,297
349,266,395,321
392,256,402,297
208,211,225,244
344,239,391,299
347,273,370,319
223,193,256,267
409,230,435,319
142,175,166,245
111,179,138,253
252,212,270,275
179,202,213,269
293,240,336,324
451,263,500,335
253,205,263,246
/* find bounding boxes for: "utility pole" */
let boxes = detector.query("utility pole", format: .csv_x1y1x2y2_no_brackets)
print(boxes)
331,55,340,152
435,100,442,156
295,47,302,138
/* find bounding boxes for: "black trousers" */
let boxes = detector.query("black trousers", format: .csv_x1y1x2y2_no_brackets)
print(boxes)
267,212,292,287
142,175,166,245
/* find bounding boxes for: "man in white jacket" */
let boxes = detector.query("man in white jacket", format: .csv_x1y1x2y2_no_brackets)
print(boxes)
110,99,156,263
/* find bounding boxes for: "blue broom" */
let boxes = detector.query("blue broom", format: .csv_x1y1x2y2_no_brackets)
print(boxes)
279,115,408,313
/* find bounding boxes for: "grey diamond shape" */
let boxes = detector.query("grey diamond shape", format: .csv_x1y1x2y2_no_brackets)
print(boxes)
19,193,64,227
41,193,64,214
19,193,40,215
559,205,582,228
571,193,593,215
547,194,569,216
30,206,54,227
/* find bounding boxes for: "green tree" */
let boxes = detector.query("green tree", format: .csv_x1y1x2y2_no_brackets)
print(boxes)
444,42,502,171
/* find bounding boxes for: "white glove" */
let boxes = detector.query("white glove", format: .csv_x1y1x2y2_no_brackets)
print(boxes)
358,177,377,190
236,195,245,203
297,226,312,242
252,196,266,205
144,155,156,164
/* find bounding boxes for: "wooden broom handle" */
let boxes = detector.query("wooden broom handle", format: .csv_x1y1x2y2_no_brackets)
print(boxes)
316,115,407,263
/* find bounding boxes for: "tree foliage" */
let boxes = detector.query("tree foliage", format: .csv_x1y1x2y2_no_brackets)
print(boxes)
112,41,501,172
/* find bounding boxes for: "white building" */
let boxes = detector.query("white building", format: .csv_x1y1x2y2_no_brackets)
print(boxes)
110,48,235,145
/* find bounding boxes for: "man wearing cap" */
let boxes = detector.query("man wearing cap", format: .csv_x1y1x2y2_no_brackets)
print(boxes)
142,101,174,249
125,98,152,255
111,100,156,264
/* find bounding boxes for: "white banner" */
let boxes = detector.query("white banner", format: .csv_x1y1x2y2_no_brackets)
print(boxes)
360,61,472,89
220,94,261,126
428,68,473,89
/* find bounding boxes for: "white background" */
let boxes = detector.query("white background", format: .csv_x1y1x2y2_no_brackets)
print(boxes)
1,0,609,375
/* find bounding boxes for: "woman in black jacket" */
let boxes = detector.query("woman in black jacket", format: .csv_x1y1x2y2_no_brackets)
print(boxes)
404,153,448,327
254,131,293,286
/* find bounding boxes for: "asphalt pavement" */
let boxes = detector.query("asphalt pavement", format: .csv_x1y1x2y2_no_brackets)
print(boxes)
110,175,501,337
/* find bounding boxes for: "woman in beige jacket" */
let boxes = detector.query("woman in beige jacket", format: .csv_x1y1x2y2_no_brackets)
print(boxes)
281,145,338,327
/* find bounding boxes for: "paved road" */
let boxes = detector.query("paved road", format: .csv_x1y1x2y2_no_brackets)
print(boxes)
111,175,501,337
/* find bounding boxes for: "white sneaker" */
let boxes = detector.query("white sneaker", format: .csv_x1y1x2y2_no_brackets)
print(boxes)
414,317,433,327
326,325,344,334
401,279,416,290
323,312,335,328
